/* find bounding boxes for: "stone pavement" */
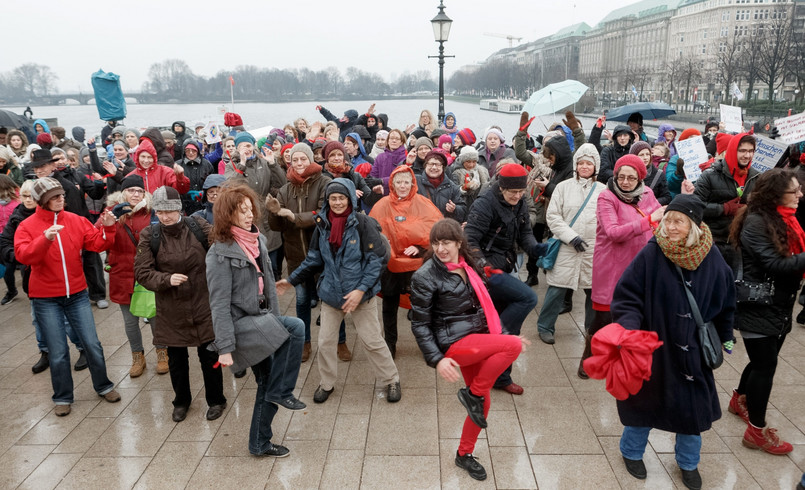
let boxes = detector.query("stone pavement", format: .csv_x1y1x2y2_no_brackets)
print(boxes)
1,273,804,489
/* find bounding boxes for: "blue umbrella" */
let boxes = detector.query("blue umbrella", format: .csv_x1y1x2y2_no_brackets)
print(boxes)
607,102,676,122
522,80,589,117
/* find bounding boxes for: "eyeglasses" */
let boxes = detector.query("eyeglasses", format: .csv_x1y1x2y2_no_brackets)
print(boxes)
425,162,443,168
125,188,145,195
616,175,639,183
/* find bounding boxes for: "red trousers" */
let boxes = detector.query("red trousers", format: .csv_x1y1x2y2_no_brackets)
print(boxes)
445,333,522,455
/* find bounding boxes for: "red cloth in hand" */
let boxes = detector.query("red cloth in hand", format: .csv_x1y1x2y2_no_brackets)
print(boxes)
483,266,503,278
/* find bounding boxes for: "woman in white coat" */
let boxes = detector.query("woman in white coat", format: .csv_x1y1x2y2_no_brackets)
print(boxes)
536,144,605,356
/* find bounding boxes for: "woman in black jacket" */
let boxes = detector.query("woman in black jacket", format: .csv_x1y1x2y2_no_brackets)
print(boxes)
411,218,527,482
728,169,805,455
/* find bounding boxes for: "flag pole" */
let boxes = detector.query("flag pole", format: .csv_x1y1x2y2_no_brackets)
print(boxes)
229,76,235,113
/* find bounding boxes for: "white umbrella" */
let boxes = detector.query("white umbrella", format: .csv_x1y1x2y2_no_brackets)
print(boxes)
523,80,589,117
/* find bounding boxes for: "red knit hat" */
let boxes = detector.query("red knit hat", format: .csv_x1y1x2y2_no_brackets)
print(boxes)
280,143,294,157
715,133,733,155
614,154,647,181
323,141,346,161
498,163,528,189
36,133,52,146
456,128,476,146
678,128,701,141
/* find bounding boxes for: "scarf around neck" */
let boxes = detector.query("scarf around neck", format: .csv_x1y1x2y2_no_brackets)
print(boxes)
231,225,263,294
286,162,323,186
444,257,501,335
327,205,352,249
777,206,805,257
654,222,713,271
607,178,644,204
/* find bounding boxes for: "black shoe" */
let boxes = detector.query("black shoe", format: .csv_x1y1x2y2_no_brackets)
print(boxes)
386,381,401,403
797,308,805,325
455,451,487,481
32,351,49,374
206,403,227,421
234,370,247,378
270,396,306,411
254,442,290,458
73,351,88,371
172,405,189,422
681,468,702,490
0,290,18,305
622,457,647,480
316,315,321,326
457,387,487,428
313,386,334,404
525,273,539,286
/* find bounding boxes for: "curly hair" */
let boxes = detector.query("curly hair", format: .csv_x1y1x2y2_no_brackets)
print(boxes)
210,183,261,243
729,168,797,256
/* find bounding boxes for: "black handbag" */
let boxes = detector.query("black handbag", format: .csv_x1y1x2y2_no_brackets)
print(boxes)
734,249,774,306
675,266,724,370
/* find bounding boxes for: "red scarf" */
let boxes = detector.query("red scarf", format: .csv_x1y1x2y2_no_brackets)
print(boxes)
286,162,323,186
427,174,444,189
777,206,805,258
445,257,501,335
327,205,352,249
231,225,263,294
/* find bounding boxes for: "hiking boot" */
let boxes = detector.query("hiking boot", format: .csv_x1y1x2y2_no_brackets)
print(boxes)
129,351,146,378
100,390,121,403
337,342,352,362
156,348,169,374
1,290,18,305
742,423,793,455
253,442,290,458
622,457,647,479
457,387,487,428
728,389,748,423
681,468,702,490
32,351,49,374
54,404,71,417
387,381,401,403
301,342,311,362
455,451,487,481
73,351,88,371
313,386,334,404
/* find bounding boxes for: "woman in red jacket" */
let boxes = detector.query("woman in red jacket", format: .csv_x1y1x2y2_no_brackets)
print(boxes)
14,177,121,416
129,139,190,195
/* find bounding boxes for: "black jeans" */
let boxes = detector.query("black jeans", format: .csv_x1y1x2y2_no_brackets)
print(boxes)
3,262,17,295
82,250,107,302
737,333,786,427
525,223,547,276
380,269,414,350
249,356,279,454
588,310,612,336
168,341,226,408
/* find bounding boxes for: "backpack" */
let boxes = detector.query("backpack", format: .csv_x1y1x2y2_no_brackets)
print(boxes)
150,216,209,257
355,213,390,267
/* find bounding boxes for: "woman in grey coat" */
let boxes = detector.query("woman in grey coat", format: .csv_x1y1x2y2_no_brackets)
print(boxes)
206,184,305,458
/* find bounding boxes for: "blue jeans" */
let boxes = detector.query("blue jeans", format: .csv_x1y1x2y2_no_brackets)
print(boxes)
296,281,346,344
266,316,305,401
250,356,279,455
31,290,115,404
537,286,593,334
620,426,701,471
32,304,84,353
487,272,538,387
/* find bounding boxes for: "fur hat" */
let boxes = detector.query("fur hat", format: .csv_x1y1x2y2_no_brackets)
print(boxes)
665,194,705,226
614,154,647,181
456,146,480,167
151,186,182,211
498,163,528,189
31,176,64,206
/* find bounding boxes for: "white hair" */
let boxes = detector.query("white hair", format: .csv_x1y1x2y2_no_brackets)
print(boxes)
657,211,703,248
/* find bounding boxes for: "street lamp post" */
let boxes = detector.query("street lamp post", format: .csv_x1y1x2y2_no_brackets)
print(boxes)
429,1,453,122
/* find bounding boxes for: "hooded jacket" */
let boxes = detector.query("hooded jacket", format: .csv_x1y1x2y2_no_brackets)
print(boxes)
598,125,635,184
131,139,190,195
369,166,442,273
655,123,678,157
476,142,517,177
542,135,575,200
318,107,359,141
32,119,50,134
439,112,459,141
345,132,374,165
177,140,214,215
14,206,114,298
171,121,189,154
140,128,176,167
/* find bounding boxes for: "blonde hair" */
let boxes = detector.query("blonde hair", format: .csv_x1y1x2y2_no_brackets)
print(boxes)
657,210,703,248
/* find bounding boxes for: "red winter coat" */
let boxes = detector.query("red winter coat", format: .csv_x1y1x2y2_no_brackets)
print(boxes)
14,207,114,298
131,139,190,194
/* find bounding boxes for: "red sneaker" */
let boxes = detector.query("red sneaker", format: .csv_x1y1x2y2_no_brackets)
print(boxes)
743,423,794,455
728,390,749,423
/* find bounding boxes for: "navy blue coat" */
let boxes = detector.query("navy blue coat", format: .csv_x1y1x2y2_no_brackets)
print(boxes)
611,237,735,434
287,178,384,308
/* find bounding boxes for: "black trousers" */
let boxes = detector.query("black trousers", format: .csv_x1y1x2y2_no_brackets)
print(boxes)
737,333,786,427
82,250,107,302
380,269,414,349
168,341,226,408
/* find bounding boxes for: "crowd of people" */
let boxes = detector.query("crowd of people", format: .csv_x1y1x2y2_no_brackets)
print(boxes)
1,104,804,487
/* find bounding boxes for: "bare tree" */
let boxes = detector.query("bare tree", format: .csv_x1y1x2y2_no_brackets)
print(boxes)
715,33,742,98
758,13,794,101
12,63,58,96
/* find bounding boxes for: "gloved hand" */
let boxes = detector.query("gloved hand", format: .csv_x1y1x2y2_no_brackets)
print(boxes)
722,197,742,216
87,140,96,150
768,126,780,140
723,339,735,354
530,242,549,258
187,190,202,202
570,236,588,253
563,111,581,130
265,194,281,214
111,202,132,219
519,111,535,132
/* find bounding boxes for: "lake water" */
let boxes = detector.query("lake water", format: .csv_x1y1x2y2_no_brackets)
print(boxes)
1,99,596,142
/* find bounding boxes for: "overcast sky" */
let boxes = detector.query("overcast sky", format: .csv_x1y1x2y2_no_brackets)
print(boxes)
5,0,621,93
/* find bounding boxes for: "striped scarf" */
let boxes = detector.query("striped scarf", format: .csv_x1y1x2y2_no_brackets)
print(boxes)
654,222,713,271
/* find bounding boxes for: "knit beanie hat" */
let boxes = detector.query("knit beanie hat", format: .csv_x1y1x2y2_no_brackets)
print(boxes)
716,133,733,155
151,186,182,211
325,180,351,200
614,154,647,181
573,143,601,175
410,128,429,140
31,177,64,206
183,139,201,152
627,113,643,126
456,128,476,146
112,139,129,149
323,141,346,161
629,141,651,156
678,128,702,141
497,163,528,189
234,132,256,148
438,134,453,147
72,126,86,142
665,194,705,226
415,136,434,150
36,133,52,147
290,143,314,163
312,138,328,151
376,129,389,140
484,127,506,144
280,143,294,158
111,126,126,137
124,128,141,140
424,149,448,168
120,174,145,191
161,130,176,142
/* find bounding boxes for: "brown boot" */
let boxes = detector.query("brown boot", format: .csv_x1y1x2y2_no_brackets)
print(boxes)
156,348,169,375
301,342,311,362
338,342,352,362
129,351,146,378
578,333,592,379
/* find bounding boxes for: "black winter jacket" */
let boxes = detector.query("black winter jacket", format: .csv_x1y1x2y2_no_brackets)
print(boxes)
0,204,34,293
178,156,214,215
645,164,671,205
736,213,805,337
542,136,574,199
410,257,490,367
54,167,105,219
694,160,760,244
598,125,634,184
416,175,467,222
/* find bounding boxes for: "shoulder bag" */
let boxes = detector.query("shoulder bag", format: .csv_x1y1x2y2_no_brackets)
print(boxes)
675,265,723,370
734,249,774,306
537,184,596,271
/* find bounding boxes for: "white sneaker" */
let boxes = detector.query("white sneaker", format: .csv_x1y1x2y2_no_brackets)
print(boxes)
95,299,109,309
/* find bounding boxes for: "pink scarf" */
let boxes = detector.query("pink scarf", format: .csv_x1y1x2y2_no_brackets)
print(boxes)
231,225,263,294
445,257,501,335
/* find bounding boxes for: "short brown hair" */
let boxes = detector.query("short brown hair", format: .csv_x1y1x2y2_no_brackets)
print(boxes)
210,183,261,243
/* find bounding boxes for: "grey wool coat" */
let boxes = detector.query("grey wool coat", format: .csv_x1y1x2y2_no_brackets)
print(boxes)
205,234,289,373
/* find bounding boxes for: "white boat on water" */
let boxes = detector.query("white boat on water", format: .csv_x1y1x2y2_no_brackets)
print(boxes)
480,99,525,114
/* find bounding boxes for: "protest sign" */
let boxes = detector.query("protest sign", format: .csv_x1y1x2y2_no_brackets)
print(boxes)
774,112,805,144
751,136,788,173
676,135,709,182
720,104,743,133
203,122,222,144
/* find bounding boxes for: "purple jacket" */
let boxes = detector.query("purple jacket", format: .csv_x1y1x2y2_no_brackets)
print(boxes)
370,145,407,194
655,123,678,157
591,187,661,305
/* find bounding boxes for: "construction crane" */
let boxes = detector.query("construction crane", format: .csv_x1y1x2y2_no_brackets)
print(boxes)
483,32,523,48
